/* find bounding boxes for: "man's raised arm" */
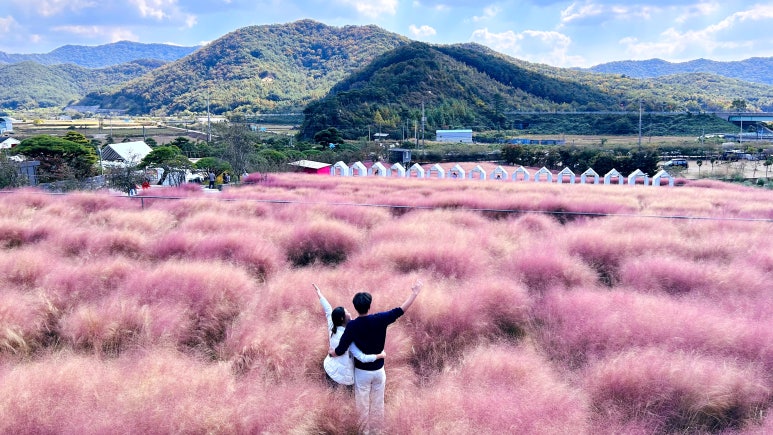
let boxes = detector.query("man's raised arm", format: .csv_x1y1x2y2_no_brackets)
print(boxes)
400,280,423,312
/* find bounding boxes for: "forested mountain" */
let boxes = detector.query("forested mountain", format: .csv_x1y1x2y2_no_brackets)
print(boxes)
0,60,166,109
589,57,773,85
0,41,199,68
77,20,410,115
299,42,773,139
300,42,618,139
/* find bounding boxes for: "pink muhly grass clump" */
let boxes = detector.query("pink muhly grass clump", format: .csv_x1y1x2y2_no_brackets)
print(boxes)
502,246,598,292
536,288,772,369
327,203,392,229
58,296,150,355
388,344,589,434
584,347,771,433
284,218,364,267
66,190,132,213
0,246,51,290
618,255,713,295
83,228,148,259
122,260,258,354
87,207,176,234
0,291,57,356
225,307,322,380
0,188,55,211
0,216,53,248
42,257,134,308
405,277,532,376
148,229,198,259
188,232,284,280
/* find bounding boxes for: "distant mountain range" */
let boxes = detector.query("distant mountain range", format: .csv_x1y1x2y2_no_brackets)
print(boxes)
0,41,200,68
0,60,166,110
588,58,773,85
1,20,772,127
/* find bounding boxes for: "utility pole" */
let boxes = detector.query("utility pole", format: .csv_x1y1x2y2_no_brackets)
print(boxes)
207,92,212,143
638,100,642,148
421,101,426,155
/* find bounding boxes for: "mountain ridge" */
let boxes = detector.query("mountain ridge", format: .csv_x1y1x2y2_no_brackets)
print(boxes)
0,41,200,69
588,57,773,85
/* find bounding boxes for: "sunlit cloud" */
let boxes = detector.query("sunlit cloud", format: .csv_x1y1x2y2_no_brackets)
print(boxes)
675,2,719,24
620,4,773,60
338,0,398,17
34,0,97,17
409,24,437,37
560,2,604,25
472,5,500,22
53,25,138,42
0,16,19,34
471,27,585,67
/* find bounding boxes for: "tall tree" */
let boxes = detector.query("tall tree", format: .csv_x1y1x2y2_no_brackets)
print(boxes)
138,146,191,186
213,123,259,176
10,135,97,182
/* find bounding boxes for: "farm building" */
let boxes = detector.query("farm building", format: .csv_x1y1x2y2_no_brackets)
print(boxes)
0,137,20,149
101,141,153,165
436,129,473,143
288,160,331,175
0,117,13,134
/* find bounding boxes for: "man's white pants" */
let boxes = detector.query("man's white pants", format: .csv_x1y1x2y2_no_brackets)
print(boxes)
354,367,386,434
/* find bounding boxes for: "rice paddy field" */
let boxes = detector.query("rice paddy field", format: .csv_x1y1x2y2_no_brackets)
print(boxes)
0,174,772,434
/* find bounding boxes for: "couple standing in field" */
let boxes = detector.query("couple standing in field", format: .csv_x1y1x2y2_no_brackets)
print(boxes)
314,280,423,434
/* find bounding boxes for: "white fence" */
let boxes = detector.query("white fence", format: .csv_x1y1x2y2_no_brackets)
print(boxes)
330,162,675,186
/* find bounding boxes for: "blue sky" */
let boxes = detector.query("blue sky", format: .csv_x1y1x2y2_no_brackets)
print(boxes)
1,1,772,68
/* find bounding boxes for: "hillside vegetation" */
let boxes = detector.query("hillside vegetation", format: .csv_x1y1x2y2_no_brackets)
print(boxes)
300,42,766,139
0,177,771,433
0,41,199,68
0,60,166,109
77,20,409,115
589,57,773,85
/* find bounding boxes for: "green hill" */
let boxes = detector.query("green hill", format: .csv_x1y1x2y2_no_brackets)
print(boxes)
299,42,773,139
0,60,166,109
588,57,773,85
0,41,199,68
77,20,410,115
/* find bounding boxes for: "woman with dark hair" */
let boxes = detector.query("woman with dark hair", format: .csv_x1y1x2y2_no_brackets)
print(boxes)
314,284,384,386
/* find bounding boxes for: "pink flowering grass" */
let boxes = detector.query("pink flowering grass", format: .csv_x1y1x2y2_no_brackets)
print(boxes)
1,176,773,432
501,245,599,292
388,344,590,434
584,347,771,432
537,288,773,370
284,217,364,266
0,291,57,356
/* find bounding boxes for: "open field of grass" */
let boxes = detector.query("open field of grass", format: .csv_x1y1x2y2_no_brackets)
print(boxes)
1,176,772,433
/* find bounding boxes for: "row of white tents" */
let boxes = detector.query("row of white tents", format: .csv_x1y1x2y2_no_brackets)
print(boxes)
330,161,677,186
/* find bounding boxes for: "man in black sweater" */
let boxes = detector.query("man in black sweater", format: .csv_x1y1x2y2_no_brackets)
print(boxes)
333,280,423,434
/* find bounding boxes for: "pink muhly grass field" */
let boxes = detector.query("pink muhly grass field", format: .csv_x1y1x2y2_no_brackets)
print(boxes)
584,347,771,433
1,176,773,433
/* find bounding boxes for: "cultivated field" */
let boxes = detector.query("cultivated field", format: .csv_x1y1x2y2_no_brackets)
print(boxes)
1,175,772,434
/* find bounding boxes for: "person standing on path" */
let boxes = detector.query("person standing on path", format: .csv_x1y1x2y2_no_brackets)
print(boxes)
333,280,423,434
208,171,215,189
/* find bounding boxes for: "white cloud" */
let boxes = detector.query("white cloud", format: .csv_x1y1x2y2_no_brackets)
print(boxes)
560,1,604,25
472,5,500,22
675,2,719,24
0,16,20,34
337,0,398,18
471,27,584,67
620,4,773,60
53,25,138,43
34,0,97,17
409,24,437,37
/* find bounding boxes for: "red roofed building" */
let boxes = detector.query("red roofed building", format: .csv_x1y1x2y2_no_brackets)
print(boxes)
288,160,332,175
